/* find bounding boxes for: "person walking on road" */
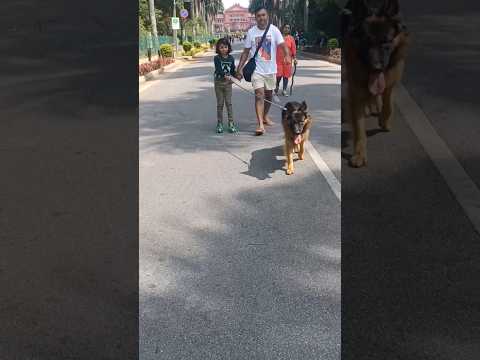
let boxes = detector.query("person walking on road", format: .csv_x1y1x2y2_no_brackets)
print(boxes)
236,6,291,136
213,38,238,134
275,24,297,97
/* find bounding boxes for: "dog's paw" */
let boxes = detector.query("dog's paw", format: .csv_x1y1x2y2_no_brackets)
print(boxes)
298,153,305,160
350,154,367,168
286,167,294,175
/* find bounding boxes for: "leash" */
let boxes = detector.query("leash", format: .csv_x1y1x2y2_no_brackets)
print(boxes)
289,60,297,96
226,76,287,111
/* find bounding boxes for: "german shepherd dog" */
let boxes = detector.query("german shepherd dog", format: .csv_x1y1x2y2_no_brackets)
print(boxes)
282,101,312,175
342,0,409,167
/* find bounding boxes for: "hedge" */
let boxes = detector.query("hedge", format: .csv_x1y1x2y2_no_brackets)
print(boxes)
160,44,173,57
182,41,192,52
328,38,339,49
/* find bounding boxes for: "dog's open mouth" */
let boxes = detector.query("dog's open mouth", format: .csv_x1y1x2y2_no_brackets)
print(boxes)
294,134,302,145
369,71,386,96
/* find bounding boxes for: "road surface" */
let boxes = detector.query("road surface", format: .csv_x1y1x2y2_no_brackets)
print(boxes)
341,2,480,359
139,45,341,359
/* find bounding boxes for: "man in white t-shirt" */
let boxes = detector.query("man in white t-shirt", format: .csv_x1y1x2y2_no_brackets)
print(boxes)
236,6,291,135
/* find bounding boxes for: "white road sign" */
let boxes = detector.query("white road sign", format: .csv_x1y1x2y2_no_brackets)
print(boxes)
171,17,180,30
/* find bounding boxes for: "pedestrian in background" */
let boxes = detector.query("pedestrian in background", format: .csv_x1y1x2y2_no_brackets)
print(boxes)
294,30,300,49
275,24,297,97
213,38,238,134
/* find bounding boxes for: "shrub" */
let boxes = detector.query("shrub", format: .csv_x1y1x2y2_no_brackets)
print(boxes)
182,41,192,52
208,38,217,48
160,44,173,57
138,57,175,76
193,41,201,48
328,38,339,49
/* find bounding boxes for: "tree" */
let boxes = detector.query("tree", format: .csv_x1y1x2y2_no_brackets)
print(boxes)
139,0,169,35
309,0,341,39
205,0,223,34
248,0,284,26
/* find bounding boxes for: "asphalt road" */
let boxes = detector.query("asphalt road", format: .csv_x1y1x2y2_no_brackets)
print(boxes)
139,45,341,359
0,2,139,358
341,2,480,359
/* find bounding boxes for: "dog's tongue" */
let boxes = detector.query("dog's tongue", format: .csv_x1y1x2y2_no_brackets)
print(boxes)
369,72,386,96
294,134,302,145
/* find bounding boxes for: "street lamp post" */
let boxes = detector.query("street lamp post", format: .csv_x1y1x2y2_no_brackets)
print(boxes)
173,0,179,55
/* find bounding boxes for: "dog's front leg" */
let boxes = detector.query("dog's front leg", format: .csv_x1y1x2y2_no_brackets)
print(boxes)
350,101,368,167
285,143,294,175
298,141,305,160
379,87,394,131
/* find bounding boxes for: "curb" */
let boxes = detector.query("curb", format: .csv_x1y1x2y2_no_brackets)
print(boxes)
138,49,214,85
138,60,180,84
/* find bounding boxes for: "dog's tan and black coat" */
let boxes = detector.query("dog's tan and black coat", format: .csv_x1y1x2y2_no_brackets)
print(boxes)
282,101,312,175
342,0,410,167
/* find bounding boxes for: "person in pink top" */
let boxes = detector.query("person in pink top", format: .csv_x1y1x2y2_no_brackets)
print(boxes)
275,24,297,97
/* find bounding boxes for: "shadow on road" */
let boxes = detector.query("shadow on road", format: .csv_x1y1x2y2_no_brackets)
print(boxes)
140,172,340,359
140,83,340,156
241,145,285,180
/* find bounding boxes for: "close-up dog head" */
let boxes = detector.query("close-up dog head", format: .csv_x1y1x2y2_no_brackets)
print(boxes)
343,0,408,96
282,101,310,143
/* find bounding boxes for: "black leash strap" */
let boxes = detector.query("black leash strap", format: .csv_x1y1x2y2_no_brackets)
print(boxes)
290,60,297,96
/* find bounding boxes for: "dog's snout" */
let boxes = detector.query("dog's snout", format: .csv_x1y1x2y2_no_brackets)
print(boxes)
293,123,304,135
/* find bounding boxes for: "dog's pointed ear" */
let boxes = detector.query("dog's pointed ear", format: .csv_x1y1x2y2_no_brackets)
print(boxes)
382,0,400,17
300,101,308,112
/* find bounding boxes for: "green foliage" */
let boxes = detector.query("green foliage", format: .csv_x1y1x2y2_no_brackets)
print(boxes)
206,0,224,16
139,0,150,31
193,41,201,48
309,0,341,39
182,41,192,52
139,0,173,36
160,44,173,57
327,38,339,49
139,16,148,37
279,4,296,26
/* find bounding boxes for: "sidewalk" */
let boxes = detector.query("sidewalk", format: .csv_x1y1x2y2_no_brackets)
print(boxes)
139,49,214,87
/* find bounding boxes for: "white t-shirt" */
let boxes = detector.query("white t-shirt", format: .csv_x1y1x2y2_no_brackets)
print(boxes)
244,24,284,75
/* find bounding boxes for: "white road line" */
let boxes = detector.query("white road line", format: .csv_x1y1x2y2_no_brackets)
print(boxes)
305,141,341,201
396,84,480,235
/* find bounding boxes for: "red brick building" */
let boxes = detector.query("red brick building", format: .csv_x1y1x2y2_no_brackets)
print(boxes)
214,4,256,34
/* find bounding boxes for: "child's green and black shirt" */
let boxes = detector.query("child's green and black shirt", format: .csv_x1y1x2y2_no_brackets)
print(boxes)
214,55,236,80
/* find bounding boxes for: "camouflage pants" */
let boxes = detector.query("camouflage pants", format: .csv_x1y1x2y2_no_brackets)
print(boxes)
214,79,233,123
